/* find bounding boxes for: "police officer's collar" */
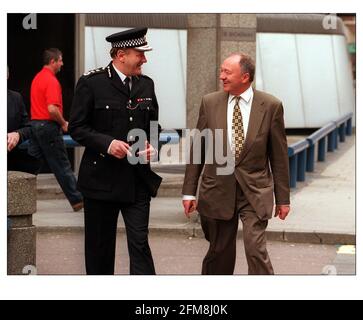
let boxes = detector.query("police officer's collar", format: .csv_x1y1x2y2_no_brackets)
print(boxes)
107,63,140,81
112,63,128,82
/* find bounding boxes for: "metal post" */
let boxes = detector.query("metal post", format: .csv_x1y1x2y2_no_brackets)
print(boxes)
346,118,353,136
289,155,297,188
318,137,326,161
306,144,315,172
334,128,339,149
339,124,346,142
297,149,307,182
328,132,334,152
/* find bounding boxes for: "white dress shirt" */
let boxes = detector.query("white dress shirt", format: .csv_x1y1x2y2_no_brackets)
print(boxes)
113,64,132,88
227,85,253,147
183,86,254,201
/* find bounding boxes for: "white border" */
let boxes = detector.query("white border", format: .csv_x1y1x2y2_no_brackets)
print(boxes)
1,0,361,300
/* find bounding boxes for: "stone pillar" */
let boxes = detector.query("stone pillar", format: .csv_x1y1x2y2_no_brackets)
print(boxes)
7,171,37,275
218,14,257,63
218,14,257,90
74,13,86,174
186,14,219,129
186,14,257,128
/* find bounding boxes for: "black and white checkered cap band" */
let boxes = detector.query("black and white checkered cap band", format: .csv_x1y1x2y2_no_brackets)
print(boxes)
112,36,147,48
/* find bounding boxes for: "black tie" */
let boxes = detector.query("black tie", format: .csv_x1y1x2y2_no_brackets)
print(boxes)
124,77,131,96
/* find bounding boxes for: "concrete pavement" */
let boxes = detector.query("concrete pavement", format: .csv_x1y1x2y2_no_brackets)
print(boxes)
35,231,355,275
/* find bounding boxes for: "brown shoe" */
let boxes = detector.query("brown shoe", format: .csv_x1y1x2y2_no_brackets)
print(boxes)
72,201,84,212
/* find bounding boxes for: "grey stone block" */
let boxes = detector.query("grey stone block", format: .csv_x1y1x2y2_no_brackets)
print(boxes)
7,171,37,275
187,28,218,129
8,215,32,228
7,226,36,275
220,41,256,64
8,171,36,216
220,14,257,28
187,14,217,28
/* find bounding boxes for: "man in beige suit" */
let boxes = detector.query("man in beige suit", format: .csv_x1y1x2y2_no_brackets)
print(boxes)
182,52,290,275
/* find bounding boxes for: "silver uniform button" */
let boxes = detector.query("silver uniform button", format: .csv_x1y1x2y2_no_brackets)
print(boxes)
93,161,97,165
129,117,133,121
106,105,110,109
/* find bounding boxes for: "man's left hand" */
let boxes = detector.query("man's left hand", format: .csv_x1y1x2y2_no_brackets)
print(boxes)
138,140,157,163
274,205,290,220
7,132,20,151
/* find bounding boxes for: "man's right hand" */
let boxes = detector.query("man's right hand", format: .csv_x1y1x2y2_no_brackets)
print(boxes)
7,132,20,151
183,200,197,219
108,140,132,159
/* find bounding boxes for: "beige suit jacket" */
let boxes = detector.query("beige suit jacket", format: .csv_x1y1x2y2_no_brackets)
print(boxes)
182,89,290,221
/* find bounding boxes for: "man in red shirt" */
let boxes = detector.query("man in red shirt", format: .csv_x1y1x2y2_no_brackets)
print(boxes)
29,48,83,211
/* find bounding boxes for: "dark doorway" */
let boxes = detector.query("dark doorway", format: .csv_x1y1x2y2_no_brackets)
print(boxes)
7,13,76,171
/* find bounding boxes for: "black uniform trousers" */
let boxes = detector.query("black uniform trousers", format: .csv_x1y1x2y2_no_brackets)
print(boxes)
200,183,274,275
84,182,155,275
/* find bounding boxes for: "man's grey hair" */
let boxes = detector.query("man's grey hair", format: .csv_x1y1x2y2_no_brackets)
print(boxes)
232,52,256,82
110,47,130,58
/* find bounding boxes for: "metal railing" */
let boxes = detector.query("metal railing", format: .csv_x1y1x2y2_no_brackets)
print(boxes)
288,112,353,188
19,113,353,189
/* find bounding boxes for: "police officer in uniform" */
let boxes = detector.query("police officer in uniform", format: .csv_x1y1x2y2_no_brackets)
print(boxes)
69,28,162,275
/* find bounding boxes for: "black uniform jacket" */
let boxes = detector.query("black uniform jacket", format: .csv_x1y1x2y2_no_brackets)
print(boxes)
69,63,162,202
7,89,32,141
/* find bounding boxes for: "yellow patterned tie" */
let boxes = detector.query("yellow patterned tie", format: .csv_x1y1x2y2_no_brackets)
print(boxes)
232,96,245,159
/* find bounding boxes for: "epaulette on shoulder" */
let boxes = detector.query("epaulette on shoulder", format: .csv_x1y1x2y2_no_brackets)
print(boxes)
83,67,106,77
139,74,153,82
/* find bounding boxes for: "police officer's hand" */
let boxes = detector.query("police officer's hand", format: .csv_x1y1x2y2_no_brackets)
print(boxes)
7,132,20,151
183,200,197,219
138,140,157,163
109,140,132,159
274,205,290,220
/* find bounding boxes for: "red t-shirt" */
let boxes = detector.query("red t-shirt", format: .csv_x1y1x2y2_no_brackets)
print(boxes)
30,67,63,120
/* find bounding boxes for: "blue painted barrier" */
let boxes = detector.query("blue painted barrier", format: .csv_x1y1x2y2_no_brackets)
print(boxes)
289,156,298,188
159,132,180,144
346,118,353,136
288,139,309,188
306,122,336,172
288,112,353,188
334,127,339,149
334,112,353,143
328,130,336,152
63,135,80,147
